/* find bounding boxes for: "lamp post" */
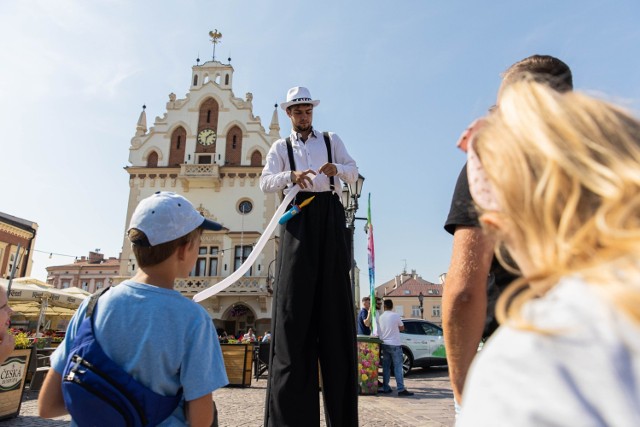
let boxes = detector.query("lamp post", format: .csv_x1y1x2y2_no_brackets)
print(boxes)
418,292,424,320
266,258,276,295
340,174,366,309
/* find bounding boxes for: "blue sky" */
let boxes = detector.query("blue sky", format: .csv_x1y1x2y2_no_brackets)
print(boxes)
2,0,640,286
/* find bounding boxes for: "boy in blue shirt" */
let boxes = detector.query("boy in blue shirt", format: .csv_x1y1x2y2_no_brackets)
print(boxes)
39,192,228,426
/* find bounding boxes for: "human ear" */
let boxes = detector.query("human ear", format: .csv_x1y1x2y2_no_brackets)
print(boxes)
176,242,189,261
479,211,507,237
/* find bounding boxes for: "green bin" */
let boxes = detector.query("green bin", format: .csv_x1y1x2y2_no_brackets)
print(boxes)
356,335,382,395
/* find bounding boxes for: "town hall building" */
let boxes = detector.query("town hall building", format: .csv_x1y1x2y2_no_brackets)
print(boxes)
116,55,281,338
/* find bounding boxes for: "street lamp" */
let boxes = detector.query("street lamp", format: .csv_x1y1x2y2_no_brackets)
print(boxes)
418,292,424,319
266,258,276,295
341,174,366,309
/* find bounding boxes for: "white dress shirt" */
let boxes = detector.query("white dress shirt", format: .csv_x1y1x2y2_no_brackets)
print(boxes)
260,129,358,194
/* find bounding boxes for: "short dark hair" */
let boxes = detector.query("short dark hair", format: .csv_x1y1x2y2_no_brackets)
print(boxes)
362,296,370,302
502,55,573,93
384,299,393,310
129,227,201,268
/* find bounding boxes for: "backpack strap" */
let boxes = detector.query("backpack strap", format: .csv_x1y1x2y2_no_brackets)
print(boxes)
85,286,111,319
323,132,336,191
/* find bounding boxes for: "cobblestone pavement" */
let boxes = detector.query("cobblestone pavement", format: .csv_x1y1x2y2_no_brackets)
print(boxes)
4,367,454,426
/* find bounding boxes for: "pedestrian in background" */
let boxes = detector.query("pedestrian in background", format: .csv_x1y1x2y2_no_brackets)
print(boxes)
357,296,371,335
378,299,413,397
458,80,640,426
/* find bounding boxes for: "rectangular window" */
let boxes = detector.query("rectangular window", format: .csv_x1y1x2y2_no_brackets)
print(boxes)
82,282,89,291
411,305,421,317
234,246,252,276
96,281,104,290
197,155,212,164
193,258,206,277
190,246,219,277
209,258,219,276
432,305,441,317
62,281,70,289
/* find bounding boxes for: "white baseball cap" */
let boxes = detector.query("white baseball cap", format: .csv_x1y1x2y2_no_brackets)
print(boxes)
280,86,320,110
128,192,222,246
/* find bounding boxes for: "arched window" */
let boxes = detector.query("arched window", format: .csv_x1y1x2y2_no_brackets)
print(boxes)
168,126,187,166
146,151,159,168
250,151,262,166
193,74,198,86
225,126,243,165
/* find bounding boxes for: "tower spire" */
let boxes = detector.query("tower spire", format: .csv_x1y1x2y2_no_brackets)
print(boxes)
209,29,222,61
135,105,147,136
269,103,280,139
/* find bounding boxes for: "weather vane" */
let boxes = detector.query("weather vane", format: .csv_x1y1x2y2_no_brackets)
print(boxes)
209,29,222,61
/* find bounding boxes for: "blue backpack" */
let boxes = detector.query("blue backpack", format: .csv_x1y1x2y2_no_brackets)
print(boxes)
62,288,183,426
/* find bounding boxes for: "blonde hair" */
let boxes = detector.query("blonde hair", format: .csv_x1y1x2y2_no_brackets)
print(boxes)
474,80,640,327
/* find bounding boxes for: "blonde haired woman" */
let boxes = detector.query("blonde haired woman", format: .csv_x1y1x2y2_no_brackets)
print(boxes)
458,80,640,426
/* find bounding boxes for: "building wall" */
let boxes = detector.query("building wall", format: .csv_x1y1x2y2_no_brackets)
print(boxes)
0,214,38,279
46,252,120,294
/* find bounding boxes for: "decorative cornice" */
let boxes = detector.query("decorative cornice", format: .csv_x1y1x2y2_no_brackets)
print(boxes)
0,222,34,240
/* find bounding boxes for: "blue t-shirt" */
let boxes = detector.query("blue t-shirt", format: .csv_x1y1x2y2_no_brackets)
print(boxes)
51,281,228,426
357,308,371,335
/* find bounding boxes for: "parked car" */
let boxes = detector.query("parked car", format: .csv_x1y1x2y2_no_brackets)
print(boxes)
399,319,447,376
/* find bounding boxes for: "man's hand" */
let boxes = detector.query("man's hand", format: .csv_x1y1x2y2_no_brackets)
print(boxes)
290,170,316,189
318,163,338,177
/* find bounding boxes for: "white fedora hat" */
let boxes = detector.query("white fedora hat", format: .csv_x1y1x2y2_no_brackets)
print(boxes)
280,86,320,110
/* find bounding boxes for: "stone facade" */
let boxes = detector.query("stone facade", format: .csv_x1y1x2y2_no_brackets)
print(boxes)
0,212,38,280
117,59,280,338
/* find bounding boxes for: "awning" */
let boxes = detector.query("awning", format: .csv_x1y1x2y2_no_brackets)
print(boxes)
9,301,78,319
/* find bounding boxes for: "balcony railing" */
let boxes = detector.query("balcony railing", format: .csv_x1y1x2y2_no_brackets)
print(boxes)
180,164,219,177
179,164,221,189
175,276,269,295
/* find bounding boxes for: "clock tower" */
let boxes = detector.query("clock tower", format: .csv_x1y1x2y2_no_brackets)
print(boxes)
118,44,281,337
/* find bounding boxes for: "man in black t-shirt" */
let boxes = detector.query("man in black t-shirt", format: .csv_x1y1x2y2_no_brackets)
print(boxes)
442,55,573,412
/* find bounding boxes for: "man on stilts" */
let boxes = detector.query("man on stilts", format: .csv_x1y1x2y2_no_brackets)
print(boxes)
260,86,359,427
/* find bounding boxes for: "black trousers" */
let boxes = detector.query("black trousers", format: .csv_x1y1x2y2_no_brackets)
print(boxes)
264,192,358,427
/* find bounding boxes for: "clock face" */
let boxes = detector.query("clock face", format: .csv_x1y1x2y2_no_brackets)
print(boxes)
198,129,217,146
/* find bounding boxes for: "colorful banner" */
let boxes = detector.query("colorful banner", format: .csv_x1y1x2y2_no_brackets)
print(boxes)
367,194,375,322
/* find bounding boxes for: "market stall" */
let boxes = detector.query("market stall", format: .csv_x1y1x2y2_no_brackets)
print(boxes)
2,278,87,332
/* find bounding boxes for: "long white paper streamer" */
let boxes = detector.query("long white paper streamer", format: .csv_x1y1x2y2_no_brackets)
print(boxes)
193,184,304,302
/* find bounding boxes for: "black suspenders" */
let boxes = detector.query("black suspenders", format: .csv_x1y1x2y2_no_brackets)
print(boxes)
285,132,335,191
